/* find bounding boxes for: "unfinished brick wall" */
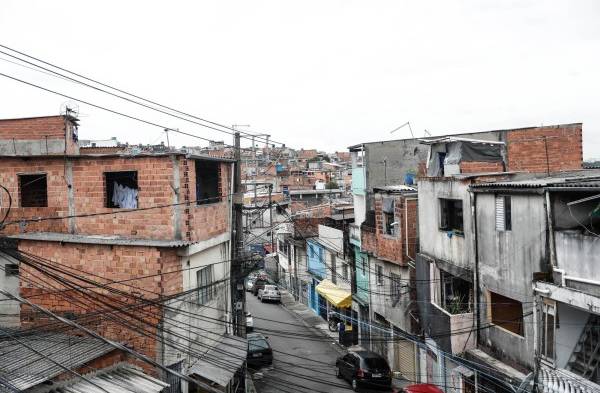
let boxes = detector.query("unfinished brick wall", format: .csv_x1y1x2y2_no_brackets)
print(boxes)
17,240,182,363
0,155,231,242
372,194,418,265
361,226,376,254
459,161,505,174
0,116,79,154
506,124,583,173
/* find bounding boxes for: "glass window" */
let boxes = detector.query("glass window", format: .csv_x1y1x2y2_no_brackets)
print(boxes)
197,265,214,305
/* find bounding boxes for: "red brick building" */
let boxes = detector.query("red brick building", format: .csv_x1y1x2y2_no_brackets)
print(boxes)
0,115,244,391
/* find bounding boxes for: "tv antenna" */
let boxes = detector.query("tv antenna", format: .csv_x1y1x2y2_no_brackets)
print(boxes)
390,121,414,138
60,101,79,118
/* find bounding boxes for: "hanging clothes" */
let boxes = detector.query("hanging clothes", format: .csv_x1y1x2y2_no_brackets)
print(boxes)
111,181,138,209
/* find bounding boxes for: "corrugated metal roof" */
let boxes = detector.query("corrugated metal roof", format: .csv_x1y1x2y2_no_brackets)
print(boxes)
471,172,600,189
8,232,194,248
49,365,169,393
373,185,417,193
418,136,505,145
188,334,247,388
0,331,115,391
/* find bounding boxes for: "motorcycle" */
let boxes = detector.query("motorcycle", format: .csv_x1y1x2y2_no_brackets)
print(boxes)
328,311,341,332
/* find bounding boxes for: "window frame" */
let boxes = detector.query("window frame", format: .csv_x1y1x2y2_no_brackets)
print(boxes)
105,171,139,209
495,195,512,231
489,291,525,337
195,159,222,206
18,173,48,208
439,198,464,234
196,265,215,305
376,265,384,286
4,263,19,277
541,300,556,362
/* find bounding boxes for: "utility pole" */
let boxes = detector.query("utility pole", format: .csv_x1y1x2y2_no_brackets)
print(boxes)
268,183,274,253
231,131,245,338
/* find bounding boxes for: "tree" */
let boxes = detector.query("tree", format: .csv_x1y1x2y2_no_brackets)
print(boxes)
325,181,339,189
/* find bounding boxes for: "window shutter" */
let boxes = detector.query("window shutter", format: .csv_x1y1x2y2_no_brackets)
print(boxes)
495,195,505,231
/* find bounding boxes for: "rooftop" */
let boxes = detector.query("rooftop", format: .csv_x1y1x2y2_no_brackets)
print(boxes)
0,331,115,391
470,170,600,190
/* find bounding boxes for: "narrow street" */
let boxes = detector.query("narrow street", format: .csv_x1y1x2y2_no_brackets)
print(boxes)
247,292,390,393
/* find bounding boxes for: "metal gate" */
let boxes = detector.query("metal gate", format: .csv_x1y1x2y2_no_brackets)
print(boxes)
165,360,183,393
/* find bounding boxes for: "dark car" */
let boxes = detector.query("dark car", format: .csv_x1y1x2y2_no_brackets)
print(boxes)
336,350,391,391
252,278,269,296
247,332,273,369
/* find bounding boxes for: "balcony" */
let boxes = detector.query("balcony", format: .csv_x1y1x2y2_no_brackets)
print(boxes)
554,230,600,297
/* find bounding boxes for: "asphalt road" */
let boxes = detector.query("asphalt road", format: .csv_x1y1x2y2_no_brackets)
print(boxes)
247,292,391,393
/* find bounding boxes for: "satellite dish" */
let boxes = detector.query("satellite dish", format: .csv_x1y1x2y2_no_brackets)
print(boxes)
60,101,79,118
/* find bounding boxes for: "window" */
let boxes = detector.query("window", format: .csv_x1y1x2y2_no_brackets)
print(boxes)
361,256,366,274
19,174,47,207
330,254,337,284
490,291,524,336
376,265,383,286
495,195,512,231
196,160,221,205
382,198,396,236
4,263,18,277
440,198,463,233
105,171,138,209
390,273,402,302
541,301,556,361
431,265,472,314
197,265,214,305
342,263,348,280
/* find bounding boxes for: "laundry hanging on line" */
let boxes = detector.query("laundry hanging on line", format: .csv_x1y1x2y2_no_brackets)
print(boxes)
112,181,138,209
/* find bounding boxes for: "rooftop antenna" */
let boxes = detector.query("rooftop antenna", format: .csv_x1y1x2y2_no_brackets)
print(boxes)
390,121,414,138
424,129,432,137
60,101,79,118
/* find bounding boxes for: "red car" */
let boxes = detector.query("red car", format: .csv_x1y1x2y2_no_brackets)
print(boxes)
401,384,444,393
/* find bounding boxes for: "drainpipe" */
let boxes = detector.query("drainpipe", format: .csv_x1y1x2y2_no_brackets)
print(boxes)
470,191,481,343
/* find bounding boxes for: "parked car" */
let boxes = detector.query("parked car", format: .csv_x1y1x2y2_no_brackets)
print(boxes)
247,332,273,368
246,312,254,332
335,350,391,391
258,285,281,303
252,278,269,296
401,384,444,393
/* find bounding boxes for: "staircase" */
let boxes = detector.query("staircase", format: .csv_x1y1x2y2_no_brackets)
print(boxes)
568,314,600,382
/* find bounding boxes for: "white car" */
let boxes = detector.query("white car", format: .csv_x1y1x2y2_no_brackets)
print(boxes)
258,285,281,303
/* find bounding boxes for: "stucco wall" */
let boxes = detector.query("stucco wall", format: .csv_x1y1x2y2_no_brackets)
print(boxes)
369,257,412,333
555,231,600,282
476,192,547,369
418,179,472,270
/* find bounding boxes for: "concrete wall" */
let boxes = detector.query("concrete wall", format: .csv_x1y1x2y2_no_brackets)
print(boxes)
369,257,412,333
555,231,600,284
555,303,588,369
354,246,369,304
307,240,326,279
418,179,472,270
0,253,20,327
164,240,230,368
318,224,344,253
476,192,547,370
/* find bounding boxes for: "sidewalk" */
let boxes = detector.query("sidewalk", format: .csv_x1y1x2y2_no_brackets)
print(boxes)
278,289,410,392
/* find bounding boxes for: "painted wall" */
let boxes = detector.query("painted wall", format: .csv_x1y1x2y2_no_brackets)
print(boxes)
476,192,547,370
307,240,326,279
555,231,600,296
369,257,412,333
354,246,370,304
418,179,472,270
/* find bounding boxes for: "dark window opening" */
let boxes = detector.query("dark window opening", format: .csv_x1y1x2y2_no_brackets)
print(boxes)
195,160,221,205
105,171,138,209
440,198,463,233
438,152,447,177
19,174,47,207
440,270,472,314
490,291,524,336
376,265,384,285
4,263,18,277
390,272,402,304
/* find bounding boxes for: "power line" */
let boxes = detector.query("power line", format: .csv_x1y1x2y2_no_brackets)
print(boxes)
0,43,285,147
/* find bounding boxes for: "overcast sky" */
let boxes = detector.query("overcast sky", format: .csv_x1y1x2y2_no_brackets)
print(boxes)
1,1,599,158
